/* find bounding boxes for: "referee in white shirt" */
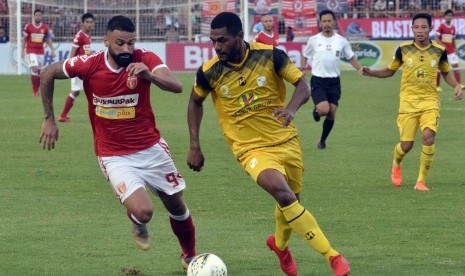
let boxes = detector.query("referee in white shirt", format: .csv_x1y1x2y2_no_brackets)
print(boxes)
302,9,363,149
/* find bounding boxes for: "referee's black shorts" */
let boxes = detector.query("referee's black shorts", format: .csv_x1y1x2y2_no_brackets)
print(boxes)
310,75,341,106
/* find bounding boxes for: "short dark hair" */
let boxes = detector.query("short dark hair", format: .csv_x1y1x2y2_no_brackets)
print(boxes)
211,12,242,36
412,13,432,27
319,9,336,21
33,9,42,15
445,9,454,16
107,15,135,33
82,12,95,22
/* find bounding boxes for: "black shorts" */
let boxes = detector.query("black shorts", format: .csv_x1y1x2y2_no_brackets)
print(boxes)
310,76,341,106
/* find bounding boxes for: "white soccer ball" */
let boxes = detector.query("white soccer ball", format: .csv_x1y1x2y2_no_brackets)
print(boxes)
186,253,227,276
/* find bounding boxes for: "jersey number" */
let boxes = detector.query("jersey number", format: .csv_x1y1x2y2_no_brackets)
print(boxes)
165,172,183,188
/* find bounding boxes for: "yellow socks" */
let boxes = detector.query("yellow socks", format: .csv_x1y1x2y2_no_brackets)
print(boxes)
274,205,293,250
393,143,406,165
279,201,339,261
418,144,435,182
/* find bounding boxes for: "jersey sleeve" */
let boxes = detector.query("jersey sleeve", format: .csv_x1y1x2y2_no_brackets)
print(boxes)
140,49,166,72
302,38,313,59
342,38,355,60
387,47,402,71
438,49,451,73
435,24,442,37
273,47,303,84
63,55,90,79
72,32,81,48
193,66,212,98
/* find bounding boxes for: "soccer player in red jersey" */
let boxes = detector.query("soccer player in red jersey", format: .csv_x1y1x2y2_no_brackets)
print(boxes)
58,13,95,123
39,16,196,270
435,9,463,91
253,14,279,46
21,9,55,97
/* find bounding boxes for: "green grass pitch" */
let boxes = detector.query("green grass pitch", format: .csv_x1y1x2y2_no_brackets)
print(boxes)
0,72,464,275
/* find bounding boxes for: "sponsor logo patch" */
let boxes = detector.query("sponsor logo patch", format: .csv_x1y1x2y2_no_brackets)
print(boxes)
117,181,126,195
95,106,135,119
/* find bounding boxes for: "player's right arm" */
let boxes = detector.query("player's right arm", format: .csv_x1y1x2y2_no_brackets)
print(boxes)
363,46,400,78
187,90,206,172
20,31,27,58
435,25,445,47
187,68,210,172
362,67,395,78
69,46,78,58
39,61,70,150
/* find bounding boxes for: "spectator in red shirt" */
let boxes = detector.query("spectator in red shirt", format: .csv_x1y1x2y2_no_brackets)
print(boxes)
253,14,279,46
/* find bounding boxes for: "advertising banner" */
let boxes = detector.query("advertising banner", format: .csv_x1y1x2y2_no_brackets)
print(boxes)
338,15,465,40
282,0,318,36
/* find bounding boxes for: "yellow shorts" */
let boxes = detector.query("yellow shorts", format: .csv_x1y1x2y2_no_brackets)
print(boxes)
397,109,439,141
238,137,303,193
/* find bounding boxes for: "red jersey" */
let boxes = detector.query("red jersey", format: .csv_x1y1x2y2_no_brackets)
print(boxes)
23,22,50,54
254,31,279,46
72,30,92,56
436,22,456,54
63,49,165,156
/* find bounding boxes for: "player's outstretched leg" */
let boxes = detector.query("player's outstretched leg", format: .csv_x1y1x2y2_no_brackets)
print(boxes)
279,201,350,276
169,212,196,271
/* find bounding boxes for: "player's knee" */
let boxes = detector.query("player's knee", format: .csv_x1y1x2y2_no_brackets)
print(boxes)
422,136,435,146
401,142,413,153
275,189,297,207
135,208,153,224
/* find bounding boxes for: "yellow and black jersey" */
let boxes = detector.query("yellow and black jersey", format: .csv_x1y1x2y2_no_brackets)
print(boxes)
194,42,303,158
388,40,451,113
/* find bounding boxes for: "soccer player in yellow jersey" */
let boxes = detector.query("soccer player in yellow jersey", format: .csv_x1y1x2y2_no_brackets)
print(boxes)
362,13,463,191
187,12,350,276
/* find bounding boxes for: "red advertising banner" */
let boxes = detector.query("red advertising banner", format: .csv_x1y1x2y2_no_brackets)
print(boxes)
282,0,318,36
338,16,465,40
201,0,236,17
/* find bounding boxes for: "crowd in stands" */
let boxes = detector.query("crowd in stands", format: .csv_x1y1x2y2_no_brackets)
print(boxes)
0,0,464,42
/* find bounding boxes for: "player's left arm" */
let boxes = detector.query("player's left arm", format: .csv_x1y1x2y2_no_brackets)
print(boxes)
126,63,182,93
442,70,463,100
348,56,364,76
439,50,463,100
39,61,70,150
272,48,310,126
273,76,310,127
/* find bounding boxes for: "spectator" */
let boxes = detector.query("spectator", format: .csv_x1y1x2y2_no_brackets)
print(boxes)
253,14,278,46
0,25,9,43
374,0,387,16
286,26,294,41
165,24,180,42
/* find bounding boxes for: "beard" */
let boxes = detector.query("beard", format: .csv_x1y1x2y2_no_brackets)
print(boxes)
109,51,133,68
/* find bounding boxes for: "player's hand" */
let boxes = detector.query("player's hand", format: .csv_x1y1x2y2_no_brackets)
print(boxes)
361,66,370,76
187,147,205,172
126,63,150,79
454,85,463,100
39,118,59,150
272,108,294,127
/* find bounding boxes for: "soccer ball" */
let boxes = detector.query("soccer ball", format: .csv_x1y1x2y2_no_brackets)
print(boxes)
186,253,227,276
